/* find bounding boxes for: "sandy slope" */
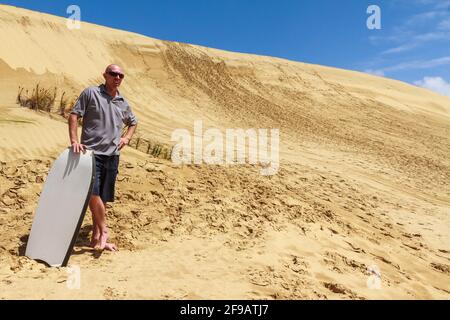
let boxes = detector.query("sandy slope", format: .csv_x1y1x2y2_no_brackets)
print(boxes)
0,4,449,299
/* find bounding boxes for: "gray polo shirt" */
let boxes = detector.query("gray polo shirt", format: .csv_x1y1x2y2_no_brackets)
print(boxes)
71,84,138,156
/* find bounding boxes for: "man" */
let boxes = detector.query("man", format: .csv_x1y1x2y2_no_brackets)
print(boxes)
69,64,138,251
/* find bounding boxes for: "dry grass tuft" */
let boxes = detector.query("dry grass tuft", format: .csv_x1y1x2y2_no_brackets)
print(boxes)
17,84,57,112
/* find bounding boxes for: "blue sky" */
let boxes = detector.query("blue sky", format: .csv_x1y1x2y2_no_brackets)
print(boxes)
2,0,450,96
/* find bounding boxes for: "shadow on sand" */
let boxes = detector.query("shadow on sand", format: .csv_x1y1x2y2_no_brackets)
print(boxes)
18,225,103,263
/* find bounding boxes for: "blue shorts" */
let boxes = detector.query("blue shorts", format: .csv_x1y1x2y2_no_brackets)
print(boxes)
92,155,120,203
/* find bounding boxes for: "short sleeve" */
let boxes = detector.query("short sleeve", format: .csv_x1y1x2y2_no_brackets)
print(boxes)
123,101,138,126
70,88,91,117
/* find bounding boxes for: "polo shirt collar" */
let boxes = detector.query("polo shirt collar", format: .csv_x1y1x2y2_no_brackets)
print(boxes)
100,84,123,100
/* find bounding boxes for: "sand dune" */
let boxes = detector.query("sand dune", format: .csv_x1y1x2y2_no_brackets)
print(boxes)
0,4,449,299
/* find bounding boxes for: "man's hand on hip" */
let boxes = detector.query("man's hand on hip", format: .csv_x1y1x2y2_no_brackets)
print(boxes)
118,137,130,150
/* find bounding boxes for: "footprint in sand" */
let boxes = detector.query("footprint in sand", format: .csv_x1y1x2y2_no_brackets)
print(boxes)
103,287,127,300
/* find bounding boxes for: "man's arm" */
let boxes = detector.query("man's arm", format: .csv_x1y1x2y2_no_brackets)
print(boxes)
69,114,85,153
119,124,137,150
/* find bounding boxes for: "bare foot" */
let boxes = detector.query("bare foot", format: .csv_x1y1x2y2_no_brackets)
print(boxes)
90,228,100,248
94,242,118,252
94,230,117,252
97,230,109,250
90,236,100,248
104,243,118,251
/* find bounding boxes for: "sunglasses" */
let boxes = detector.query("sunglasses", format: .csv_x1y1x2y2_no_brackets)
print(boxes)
107,71,125,79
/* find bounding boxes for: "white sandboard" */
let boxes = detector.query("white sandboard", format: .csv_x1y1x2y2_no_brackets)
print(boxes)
26,148,95,267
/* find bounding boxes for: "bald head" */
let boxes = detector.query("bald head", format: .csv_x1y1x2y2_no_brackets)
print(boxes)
105,64,123,74
103,64,125,93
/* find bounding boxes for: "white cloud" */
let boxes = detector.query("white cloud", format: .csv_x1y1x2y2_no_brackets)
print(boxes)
415,31,450,41
382,43,419,54
376,56,450,73
404,11,447,27
364,2,450,79
435,0,450,9
411,0,450,9
382,31,450,55
382,30,450,55
438,18,450,30
394,0,450,10
364,69,385,77
371,3,450,55
414,76,450,97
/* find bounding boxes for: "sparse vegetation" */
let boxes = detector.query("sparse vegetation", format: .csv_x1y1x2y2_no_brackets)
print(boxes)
58,91,77,118
150,143,172,160
128,134,173,160
17,84,76,119
17,84,173,160
17,84,57,112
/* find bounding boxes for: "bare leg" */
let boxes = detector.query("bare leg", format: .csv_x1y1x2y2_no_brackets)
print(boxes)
88,195,117,251
89,207,100,247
